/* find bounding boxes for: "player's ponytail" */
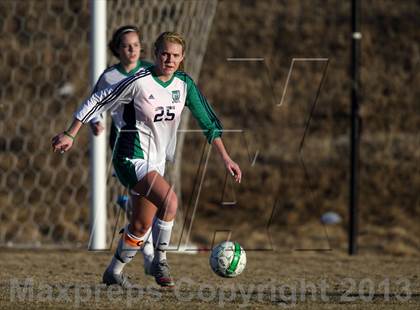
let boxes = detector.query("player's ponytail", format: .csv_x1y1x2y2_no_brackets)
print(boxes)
154,31,186,71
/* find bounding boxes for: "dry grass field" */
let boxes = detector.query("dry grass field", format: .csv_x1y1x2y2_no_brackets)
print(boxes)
0,248,419,309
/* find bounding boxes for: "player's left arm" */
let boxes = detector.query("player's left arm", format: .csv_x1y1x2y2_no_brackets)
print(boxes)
212,137,242,183
185,76,241,183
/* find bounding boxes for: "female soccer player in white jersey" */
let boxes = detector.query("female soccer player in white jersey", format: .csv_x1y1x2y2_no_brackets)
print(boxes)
52,32,242,288
89,25,156,277
90,25,152,147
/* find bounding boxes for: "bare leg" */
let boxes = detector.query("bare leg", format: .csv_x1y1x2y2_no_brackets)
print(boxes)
129,195,158,236
103,177,163,280
132,171,178,222
132,171,177,287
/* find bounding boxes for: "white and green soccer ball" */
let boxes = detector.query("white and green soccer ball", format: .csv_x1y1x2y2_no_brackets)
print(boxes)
209,241,246,277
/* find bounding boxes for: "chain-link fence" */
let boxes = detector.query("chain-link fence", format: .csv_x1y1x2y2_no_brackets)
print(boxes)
0,0,217,247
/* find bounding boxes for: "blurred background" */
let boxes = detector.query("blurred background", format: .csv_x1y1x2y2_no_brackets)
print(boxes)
0,0,418,255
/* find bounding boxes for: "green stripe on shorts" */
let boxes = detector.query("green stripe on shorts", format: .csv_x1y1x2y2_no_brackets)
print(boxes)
112,157,138,189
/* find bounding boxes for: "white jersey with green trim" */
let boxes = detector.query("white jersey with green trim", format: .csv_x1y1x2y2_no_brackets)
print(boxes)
74,67,222,164
90,60,152,125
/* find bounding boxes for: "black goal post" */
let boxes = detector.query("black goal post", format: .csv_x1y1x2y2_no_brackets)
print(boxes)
349,0,361,255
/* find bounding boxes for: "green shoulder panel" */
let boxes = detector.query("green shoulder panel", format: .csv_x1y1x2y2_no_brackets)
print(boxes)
116,60,153,76
175,71,223,143
139,59,153,69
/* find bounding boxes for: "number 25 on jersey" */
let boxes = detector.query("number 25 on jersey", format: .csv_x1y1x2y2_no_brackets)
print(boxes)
153,106,175,122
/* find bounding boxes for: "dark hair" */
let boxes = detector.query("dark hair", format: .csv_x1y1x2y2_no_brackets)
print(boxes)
154,31,186,70
108,25,140,58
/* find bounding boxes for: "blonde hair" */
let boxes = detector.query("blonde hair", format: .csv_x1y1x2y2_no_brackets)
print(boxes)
154,31,186,70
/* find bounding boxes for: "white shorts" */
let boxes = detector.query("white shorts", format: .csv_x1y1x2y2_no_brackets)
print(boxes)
113,157,165,189
130,158,165,181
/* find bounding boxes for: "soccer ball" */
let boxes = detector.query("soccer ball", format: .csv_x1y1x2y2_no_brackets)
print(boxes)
209,241,246,277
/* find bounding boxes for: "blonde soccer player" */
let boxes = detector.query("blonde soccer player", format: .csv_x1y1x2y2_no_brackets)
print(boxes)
52,32,242,288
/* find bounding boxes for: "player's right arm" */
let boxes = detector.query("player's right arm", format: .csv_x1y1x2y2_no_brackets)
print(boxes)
89,121,105,136
89,72,107,136
51,118,82,153
52,74,141,153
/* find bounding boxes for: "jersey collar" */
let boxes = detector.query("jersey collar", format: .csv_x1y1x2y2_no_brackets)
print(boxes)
116,60,144,76
150,66,176,88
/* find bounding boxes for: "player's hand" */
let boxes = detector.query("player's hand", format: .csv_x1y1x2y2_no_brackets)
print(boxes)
51,132,74,154
224,157,242,183
90,121,105,136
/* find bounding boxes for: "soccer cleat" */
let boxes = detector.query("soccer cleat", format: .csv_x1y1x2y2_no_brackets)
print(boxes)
102,268,132,289
150,260,175,287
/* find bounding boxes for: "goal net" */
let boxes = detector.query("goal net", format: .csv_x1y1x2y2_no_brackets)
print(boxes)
0,0,217,247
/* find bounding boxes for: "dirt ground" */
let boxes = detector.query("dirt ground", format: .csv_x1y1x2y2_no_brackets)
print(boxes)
0,248,419,309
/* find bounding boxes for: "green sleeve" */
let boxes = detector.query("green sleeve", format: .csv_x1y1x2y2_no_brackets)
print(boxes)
183,73,223,143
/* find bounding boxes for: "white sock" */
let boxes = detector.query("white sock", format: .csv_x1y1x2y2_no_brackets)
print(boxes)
141,228,154,269
152,218,174,262
108,225,144,274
